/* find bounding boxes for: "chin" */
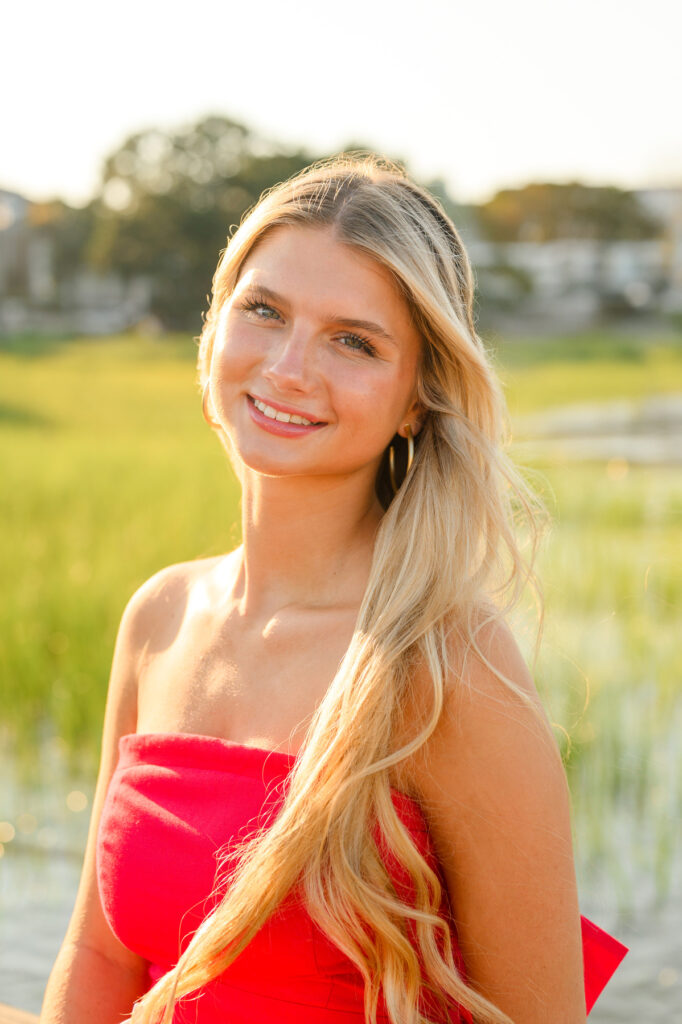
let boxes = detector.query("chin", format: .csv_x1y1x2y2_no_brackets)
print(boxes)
232,444,308,477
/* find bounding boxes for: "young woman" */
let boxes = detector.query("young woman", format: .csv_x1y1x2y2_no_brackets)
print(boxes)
41,154,627,1024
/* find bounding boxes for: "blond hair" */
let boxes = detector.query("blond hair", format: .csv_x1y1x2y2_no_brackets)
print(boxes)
128,153,549,1024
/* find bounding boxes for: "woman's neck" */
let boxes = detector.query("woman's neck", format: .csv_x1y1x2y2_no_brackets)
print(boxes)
234,473,385,619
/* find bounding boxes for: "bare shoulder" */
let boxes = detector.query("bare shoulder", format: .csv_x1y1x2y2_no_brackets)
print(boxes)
413,611,568,859
98,558,211,738
409,612,586,1023
405,611,557,786
104,551,233,749
53,555,228,975
443,611,555,747
122,554,230,663
125,555,220,626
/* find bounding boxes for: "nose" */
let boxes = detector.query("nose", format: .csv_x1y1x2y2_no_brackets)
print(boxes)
261,327,315,392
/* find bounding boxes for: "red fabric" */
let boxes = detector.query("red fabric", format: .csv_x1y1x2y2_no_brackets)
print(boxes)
580,916,628,1014
96,732,627,1021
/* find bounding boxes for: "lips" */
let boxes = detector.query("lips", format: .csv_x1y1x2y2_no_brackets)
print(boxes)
246,395,327,437
248,393,326,424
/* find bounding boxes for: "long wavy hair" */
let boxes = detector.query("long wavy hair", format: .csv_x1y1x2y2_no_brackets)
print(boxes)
127,153,550,1024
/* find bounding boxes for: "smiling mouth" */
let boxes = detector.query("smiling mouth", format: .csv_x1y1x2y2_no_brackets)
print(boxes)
248,394,325,426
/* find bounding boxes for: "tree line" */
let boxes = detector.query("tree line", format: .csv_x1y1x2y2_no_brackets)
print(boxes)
27,115,662,331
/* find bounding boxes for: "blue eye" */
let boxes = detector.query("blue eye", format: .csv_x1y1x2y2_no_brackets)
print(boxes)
339,332,376,356
239,295,377,358
242,300,279,320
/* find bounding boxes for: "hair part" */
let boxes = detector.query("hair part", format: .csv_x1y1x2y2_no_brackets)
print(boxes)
128,152,550,1024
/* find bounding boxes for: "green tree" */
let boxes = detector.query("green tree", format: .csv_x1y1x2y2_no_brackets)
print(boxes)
85,122,472,330
29,199,99,287
87,116,316,330
477,182,662,243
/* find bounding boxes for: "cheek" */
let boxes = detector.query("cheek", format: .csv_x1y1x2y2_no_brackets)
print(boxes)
331,368,403,441
212,327,259,379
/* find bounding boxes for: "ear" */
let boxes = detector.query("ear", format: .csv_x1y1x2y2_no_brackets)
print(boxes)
399,397,426,438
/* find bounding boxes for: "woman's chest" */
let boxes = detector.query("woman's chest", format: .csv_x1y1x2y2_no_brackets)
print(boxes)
135,602,357,753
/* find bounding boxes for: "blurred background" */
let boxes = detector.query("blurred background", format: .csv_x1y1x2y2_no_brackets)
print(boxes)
0,0,680,1019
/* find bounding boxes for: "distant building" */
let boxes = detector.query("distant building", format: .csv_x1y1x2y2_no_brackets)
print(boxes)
0,188,153,336
467,186,682,330
635,187,682,313
2,183,681,337
0,189,32,297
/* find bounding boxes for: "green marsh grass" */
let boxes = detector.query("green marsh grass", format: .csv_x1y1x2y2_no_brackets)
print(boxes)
1,329,680,907
1,333,241,777
489,328,682,414
511,458,682,906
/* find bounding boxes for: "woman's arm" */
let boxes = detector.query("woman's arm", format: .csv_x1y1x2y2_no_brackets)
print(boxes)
413,617,586,1024
40,578,162,1023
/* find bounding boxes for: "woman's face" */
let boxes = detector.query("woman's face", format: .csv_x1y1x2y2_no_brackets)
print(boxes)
210,223,424,488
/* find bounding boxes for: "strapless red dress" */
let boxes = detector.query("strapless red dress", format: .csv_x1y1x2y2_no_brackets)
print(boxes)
96,733,628,1021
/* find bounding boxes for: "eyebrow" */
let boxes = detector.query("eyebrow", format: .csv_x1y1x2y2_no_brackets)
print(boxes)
239,284,398,346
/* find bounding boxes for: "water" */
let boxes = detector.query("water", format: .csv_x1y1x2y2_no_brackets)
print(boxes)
0,738,92,1013
511,392,682,465
0,842,86,1012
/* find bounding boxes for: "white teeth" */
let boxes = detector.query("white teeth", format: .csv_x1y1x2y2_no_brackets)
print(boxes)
253,397,315,426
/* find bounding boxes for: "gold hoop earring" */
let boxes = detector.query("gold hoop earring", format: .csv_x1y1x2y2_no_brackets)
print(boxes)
202,382,221,430
388,423,414,496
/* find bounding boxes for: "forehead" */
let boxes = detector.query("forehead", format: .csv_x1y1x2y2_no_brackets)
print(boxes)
235,224,415,329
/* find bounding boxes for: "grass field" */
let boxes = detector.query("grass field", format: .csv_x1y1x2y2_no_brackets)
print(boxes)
1,328,680,905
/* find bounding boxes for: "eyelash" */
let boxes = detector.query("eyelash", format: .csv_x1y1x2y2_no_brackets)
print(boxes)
238,296,378,357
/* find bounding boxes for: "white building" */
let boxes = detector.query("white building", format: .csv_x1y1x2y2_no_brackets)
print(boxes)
468,187,682,327
0,188,152,335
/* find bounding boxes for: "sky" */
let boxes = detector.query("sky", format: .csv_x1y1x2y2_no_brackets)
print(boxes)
3,0,680,208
